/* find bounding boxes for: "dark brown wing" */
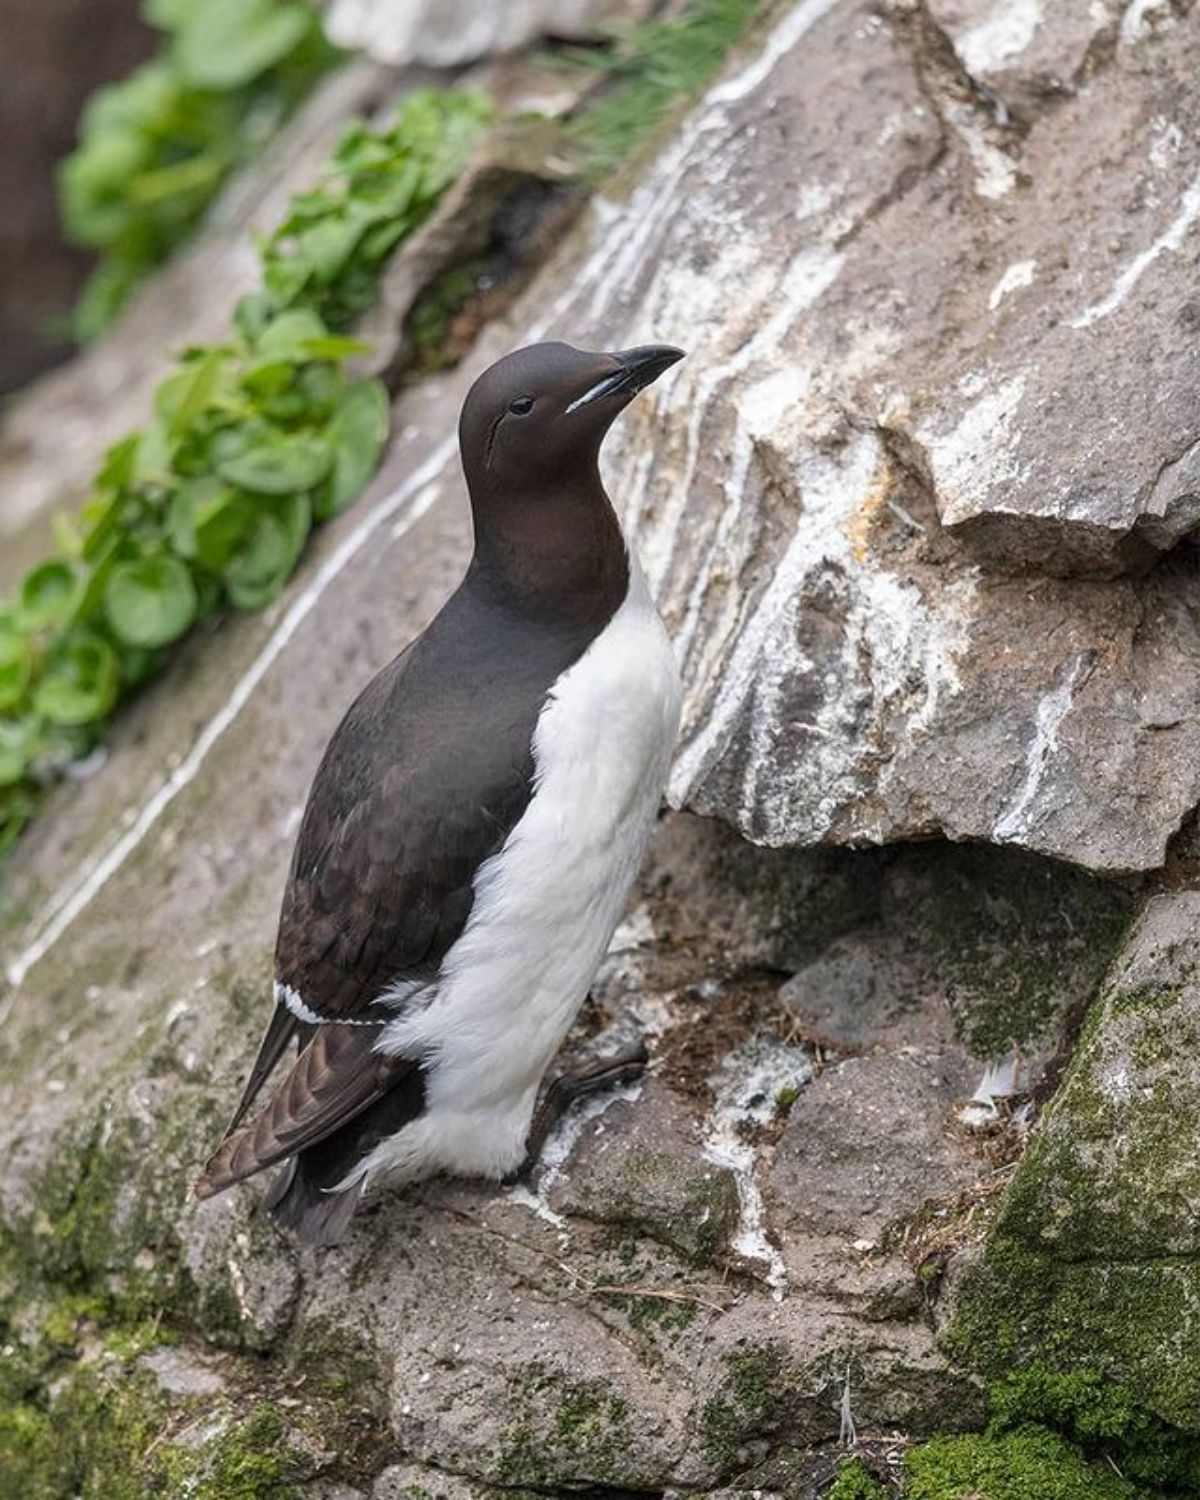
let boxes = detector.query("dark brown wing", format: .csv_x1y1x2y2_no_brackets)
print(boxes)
225,1004,310,1135
217,584,596,1146
274,603,568,1030
195,1026,411,1197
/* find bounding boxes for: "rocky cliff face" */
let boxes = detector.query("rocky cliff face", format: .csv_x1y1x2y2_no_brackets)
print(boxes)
1,1,1199,1495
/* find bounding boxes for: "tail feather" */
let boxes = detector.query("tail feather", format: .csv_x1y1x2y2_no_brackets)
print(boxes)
261,1065,427,1243
193,1039,427,1244
261,1158,363,1246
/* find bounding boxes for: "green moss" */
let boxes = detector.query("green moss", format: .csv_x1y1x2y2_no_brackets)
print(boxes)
0,1400,73,1500
826,1457,889,1499
40,1291,107,1349
700,1345,788,1472
284,1315,382,1406
981,1367,1200,1492
0,1087,220,1346
775,1085,801,1116
158,1404,294,1500
407,257,491,374
623,1289,699,1340
994,982,1200,1263
944,913,1200,1438
946,1237,1200,1430
910,845,1133,1057
496,1365,635,1485
0,1354,178,1500
903,1427,1144,1500
0,1330,392,1500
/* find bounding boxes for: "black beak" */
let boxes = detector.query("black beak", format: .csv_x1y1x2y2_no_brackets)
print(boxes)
566,344,685,412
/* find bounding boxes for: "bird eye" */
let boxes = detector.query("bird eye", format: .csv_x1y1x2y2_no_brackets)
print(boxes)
509,395,534,415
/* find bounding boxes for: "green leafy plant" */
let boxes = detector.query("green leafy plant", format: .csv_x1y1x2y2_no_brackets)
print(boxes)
245,89,494,334
1,90,491,852
59,0,340,339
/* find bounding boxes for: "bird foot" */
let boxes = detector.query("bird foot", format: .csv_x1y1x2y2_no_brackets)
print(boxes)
505,1040,649,1185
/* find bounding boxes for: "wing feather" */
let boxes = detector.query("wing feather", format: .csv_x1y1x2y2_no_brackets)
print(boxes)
195,1026,413,1197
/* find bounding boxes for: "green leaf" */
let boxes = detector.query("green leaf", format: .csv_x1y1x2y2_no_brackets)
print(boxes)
215,430,332,494
167,477,253,570
0,621,33,711
262,252,316,308
173,0,314,90
255,308,328,361
299,334,371,360
194,491,256,572
224,494,311,609
234,291,274,343
96,433,139,491
117,645,161,690
104,555,198,647
33,633,121,726
52,510,84,558
166,476,214,559
133,420,176,485
292,214,373,285
0,719,37,787
156,347,229,433
240,359,297,399
20,561,81,630
78,489,124,560
251,311,369,366
316,379,389,520
73,536,123,624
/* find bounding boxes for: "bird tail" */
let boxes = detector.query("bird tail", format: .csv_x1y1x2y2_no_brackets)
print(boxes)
260,1156,363,1246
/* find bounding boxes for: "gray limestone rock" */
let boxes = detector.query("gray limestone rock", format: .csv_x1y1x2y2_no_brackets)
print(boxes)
7,2,1200,874
326,0,655,69
547,1082,742,1266
766,1053,979,1244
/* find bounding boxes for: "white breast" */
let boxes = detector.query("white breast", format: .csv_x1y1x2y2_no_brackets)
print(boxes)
359,558,682,1190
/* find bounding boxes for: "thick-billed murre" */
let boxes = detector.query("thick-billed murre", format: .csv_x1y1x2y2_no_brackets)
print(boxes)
194,339,685,1243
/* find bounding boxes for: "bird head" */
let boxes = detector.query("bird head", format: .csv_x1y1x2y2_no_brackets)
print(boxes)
458,340,684,496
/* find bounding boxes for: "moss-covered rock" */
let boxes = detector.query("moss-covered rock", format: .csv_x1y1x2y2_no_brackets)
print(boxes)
902,1427,1143,1500
826,1457,890,1498
496,1363,637,1487
945,1238,1200,1431
994,892,1200,1259
946,892,1200,1432
894,1364,1200,1500
900,845,1134,1059
0,1328,392,1499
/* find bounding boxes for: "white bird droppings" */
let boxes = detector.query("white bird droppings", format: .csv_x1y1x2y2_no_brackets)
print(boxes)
988,258,1037,311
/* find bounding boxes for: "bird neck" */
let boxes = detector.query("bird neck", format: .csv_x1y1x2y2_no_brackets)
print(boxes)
466,470,630,631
